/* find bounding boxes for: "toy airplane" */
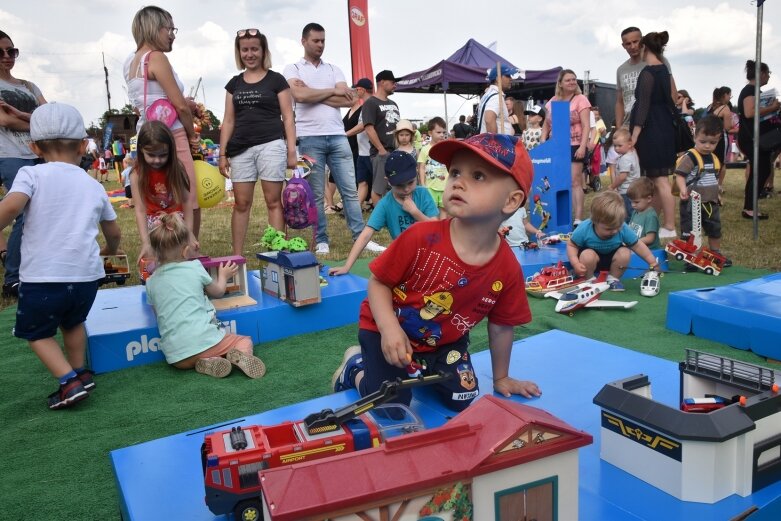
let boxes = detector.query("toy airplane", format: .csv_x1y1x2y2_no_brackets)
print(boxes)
545,274,637,315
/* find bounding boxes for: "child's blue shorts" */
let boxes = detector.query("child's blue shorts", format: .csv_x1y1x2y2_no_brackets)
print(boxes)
14,281,99,341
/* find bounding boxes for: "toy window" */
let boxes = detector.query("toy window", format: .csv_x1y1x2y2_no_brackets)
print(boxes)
222,468,233,488
211,469,221,485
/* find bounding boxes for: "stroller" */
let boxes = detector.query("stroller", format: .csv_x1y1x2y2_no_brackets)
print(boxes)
583,144,603,193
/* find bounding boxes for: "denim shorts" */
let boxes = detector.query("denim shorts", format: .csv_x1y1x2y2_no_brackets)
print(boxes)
15,281,99,341
229,139,287,183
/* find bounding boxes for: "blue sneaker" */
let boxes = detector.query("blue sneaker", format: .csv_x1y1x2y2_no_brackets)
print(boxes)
331,346,363,392
609,279,625,292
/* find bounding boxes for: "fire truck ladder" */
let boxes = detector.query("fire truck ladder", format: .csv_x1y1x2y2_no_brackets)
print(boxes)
303,371,452,435
690,190,702,249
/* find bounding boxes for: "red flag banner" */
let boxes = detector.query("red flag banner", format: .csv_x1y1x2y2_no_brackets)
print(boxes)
348,0,373,85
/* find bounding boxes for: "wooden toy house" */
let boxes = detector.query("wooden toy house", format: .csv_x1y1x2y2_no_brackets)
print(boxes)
257,251,321,307
199,255,256,310
259,395,592,520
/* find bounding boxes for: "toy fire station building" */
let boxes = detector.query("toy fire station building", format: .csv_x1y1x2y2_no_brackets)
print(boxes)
256,251,321,307
199,255,256,310
594,349,781,504
259,395,592,520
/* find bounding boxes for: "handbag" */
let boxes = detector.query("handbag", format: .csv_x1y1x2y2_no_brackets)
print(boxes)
673,114,695,153
143,52,177,127
758,127,781,152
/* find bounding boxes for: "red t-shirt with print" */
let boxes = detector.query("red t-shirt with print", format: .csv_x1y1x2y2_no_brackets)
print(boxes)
144,169,183,216
358,219,531,352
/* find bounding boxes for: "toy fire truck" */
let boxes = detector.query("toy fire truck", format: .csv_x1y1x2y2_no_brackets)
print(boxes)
202,372,450,520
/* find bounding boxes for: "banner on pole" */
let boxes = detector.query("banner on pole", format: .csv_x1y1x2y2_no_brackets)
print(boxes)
348,0,373,85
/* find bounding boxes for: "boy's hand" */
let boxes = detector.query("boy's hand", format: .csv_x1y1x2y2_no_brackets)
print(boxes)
494,376,542,399
328,266,349,276
400,196,418,214
380,325,413,368
572,261,587,277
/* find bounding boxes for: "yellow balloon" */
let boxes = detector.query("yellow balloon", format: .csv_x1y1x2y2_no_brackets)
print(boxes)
193,160,225,209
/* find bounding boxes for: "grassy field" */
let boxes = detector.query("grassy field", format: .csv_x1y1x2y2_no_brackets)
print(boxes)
0,165,779,310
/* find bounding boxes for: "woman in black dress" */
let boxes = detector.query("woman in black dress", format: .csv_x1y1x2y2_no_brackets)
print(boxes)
737,60,780,219
629,31,677,237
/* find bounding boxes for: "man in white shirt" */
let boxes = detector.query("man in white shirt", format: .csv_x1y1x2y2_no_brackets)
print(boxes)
477,64,516,135
284,23,377,254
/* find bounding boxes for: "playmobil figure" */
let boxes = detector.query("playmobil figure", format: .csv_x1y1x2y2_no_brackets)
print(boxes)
0,103,122,409
145,213,265,378
674,115,732,267
567,191,659,292
332,134,541,412
329,151,437,276
532,194,551,231
545,273,638,315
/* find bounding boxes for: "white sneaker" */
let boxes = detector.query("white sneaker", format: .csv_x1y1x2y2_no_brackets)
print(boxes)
659,227,677,239
315,242,330,255
363,240,386,253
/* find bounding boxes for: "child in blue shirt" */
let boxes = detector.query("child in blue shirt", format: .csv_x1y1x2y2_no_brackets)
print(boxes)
567,191,658,291
627,177,661,249
329,151,438,276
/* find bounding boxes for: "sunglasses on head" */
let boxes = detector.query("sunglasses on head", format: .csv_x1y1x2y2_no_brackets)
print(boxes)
237,29,260,38
0,47,19,59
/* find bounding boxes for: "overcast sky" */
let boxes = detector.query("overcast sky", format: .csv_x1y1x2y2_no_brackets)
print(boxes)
1,0,778,129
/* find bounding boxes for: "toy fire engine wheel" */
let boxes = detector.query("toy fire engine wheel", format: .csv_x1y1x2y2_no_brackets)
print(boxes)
675,253,684,261
704,267,714,275
116,278,126,286
234,499,263,521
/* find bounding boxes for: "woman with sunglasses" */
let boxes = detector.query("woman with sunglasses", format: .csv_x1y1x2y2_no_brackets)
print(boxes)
219,29,296,255
0,30,47,298
124,6,202,239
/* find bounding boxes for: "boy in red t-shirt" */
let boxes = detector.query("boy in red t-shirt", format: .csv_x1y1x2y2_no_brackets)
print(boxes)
332,134,541,411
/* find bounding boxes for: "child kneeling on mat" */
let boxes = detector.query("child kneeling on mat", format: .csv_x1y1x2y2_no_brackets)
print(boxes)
146,213,265,378
332,134,541,411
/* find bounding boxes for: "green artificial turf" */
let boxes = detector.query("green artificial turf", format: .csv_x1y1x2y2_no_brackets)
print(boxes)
0,259,774,519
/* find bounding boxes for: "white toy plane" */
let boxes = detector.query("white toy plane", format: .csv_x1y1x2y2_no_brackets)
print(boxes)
545,274,638,315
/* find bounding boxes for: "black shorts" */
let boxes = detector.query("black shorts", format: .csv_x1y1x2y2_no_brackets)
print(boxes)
14,281,99,341
680,200,721,239
578,247,617,272
124,185,132,199
358,329,478,412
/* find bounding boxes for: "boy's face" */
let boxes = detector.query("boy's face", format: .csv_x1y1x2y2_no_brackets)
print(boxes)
612,136,632,155
631,195,653,213
429,125,446,143
389,178,417,199
593,221,621,240
528,114,542,126
444,151,523,221
694,132,720,156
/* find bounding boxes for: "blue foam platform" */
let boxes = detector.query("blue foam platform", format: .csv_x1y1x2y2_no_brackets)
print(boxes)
666,272,781,359
110,330,781,520
85,267,367,374
513,243,667,280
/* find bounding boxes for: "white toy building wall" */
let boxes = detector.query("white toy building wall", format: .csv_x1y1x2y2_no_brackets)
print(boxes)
471,450,580,520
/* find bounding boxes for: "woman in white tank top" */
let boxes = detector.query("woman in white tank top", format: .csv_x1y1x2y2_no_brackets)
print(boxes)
124,6,202,239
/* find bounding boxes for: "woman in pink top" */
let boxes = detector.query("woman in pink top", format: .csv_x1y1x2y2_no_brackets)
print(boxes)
543,69,591,225
124,6,202,239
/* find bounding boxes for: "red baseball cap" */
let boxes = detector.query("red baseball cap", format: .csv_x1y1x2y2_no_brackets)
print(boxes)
429,133,533,202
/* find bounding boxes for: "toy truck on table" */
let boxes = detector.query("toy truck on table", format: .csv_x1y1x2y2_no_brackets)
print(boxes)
202,372,450,520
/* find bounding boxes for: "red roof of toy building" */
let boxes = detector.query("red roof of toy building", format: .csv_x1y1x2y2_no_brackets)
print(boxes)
260,395,592,520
